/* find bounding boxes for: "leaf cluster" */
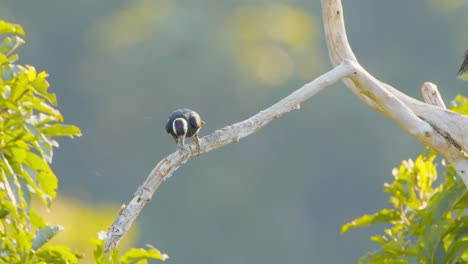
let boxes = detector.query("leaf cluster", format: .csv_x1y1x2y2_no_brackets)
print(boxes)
0,19,82,263
93,232,168,264
342,146,468,262
0,19,168,263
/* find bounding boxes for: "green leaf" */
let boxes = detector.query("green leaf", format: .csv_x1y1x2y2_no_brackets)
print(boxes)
12,225,34,257
380,240,405,255
370,235,388,245
35,245,80,264
92,232,119,264
24,152,57,204
445,238,468,264
24,151,51,173
451,94,468,116
417,218,453,263
26,65,36,81
359,242,409,264
0,164,20,209
342,209,400,233
37,139,55,164
0,20,25,35
21,165,46,204
0,36,25,55
8,53,19,63
32,225,63,250
0,237,17,257
0,209,9,219
29,71,57,104
429,183,467,222
30,97,63,121
92,236,106,264
9,147,27,163
36,169,57,201
119,246,169,263
29,208,46,229
1,198,18,220
418,183,467,262
4,117,24,130
0,52,8,65
413,154,437,195
22,153,53,205
18,177,31,211
24,123,55,163
2,64,23,81
41,124,82,138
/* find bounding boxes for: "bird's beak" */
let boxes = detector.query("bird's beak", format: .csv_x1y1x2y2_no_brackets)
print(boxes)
177,135,185,149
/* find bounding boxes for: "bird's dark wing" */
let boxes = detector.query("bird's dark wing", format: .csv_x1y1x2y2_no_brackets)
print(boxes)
458,50,468,76
187,111,202,136
172,109,186,118
165,118,172,134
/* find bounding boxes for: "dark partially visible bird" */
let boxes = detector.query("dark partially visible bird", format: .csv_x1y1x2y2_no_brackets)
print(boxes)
165,109,203,151
458,50,468,81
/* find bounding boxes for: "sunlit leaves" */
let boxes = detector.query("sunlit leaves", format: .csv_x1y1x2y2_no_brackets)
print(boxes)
445,238,468,263
0,19,82,263
93,232,169,264
450,94,468,115
120,247,169,263
41,124,81,138
0,20,25,36
35,245,81,264
93,232,120,264
385,154,438,211
0,36,25,56
344,143,468,263
0,19,165,264
341,209,400,233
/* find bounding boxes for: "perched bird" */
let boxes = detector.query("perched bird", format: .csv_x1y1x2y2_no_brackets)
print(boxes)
165,109,203,152
457,50,468,81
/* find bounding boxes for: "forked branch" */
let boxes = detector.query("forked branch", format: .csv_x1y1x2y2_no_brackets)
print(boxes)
104,0,468,252
322,0,468,183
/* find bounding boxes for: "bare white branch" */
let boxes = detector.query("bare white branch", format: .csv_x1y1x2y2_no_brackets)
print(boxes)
104,60,355,252
105,0,468,253
322,0,468,184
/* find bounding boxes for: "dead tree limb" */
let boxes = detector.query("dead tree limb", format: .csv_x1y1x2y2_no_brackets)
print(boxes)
322,0,468,182
104,0,468,252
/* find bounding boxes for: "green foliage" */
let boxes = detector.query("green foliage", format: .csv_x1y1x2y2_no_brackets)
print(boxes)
0,19,81,263
92,232,169,264
343,94,468,262
342,147,468,263
450,95,468,115
0,19,167,263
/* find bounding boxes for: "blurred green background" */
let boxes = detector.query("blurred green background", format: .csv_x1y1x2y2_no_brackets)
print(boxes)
2,0,468,263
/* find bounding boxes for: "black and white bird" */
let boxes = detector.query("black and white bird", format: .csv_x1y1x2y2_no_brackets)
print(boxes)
166,109,204,151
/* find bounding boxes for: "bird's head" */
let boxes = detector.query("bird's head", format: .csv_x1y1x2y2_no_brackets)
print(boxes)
172,117,188,147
